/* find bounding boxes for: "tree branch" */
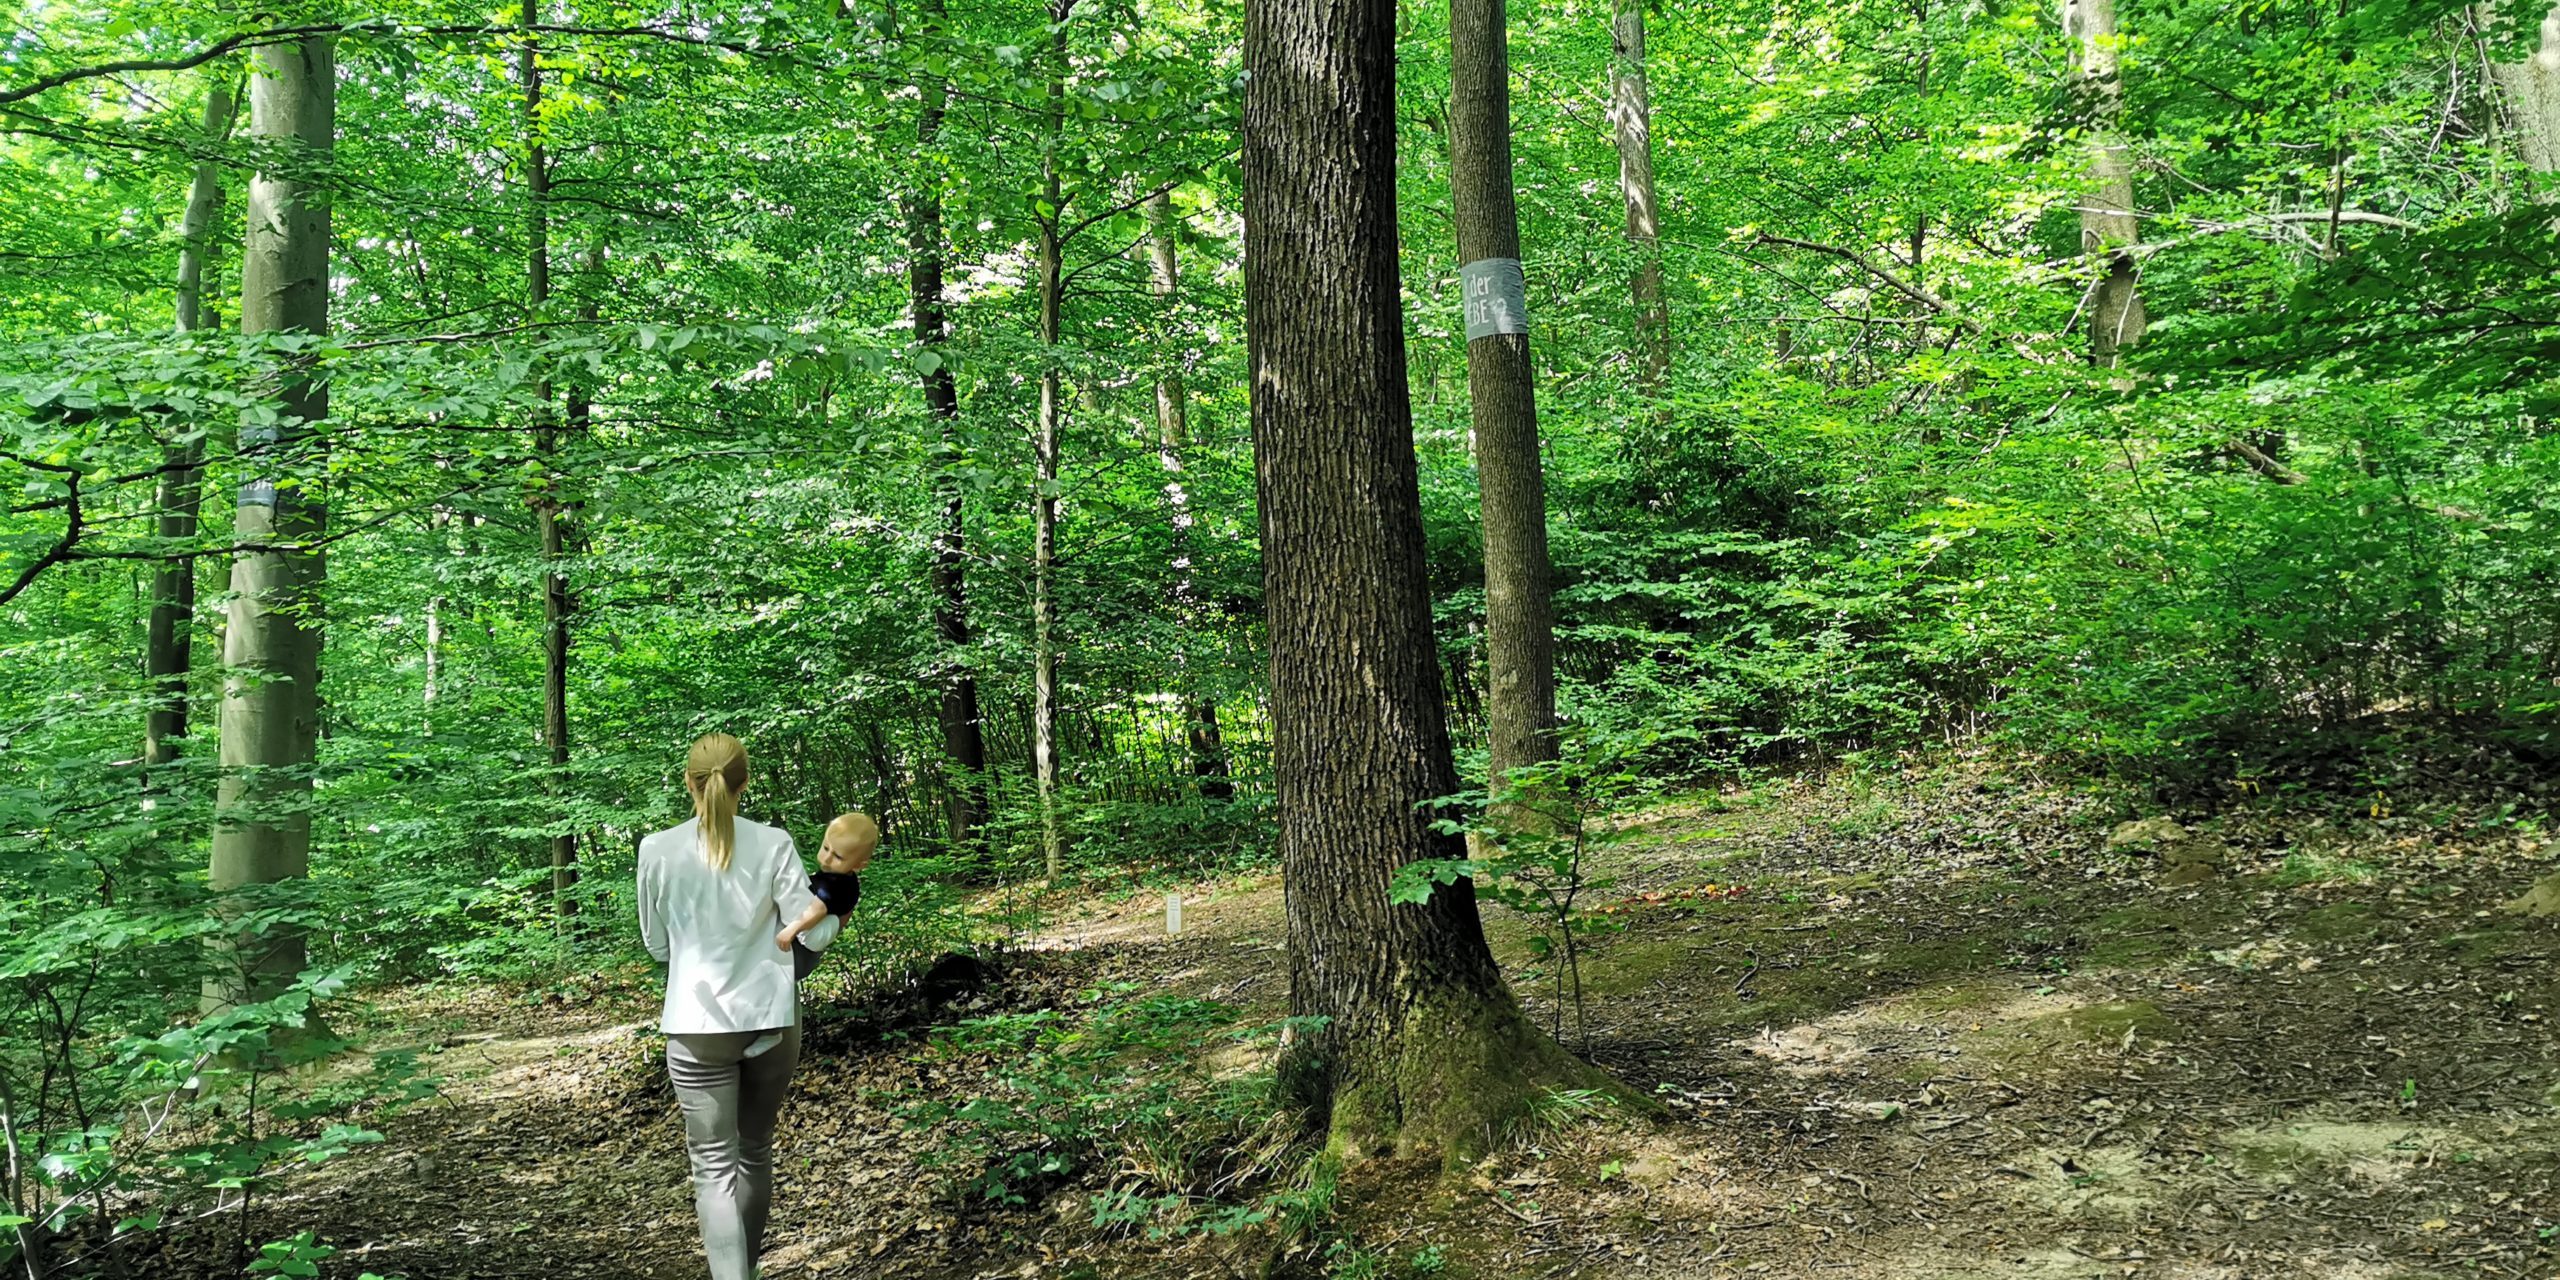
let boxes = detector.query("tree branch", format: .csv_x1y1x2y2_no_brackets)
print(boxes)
1058,173,1191,244
2,22,797,109
2227,436,2306,485
2034,211,2424,271
0,25,339,108
2227,437,2483,522
64,488,467,565
1752,232,1982,335
0,459,81,607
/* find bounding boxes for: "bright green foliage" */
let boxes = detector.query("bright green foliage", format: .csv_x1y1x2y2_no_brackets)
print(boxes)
1,0,2554,1261
1416,0,2560,772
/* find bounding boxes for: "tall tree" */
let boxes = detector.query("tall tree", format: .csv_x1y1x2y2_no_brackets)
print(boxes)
1246,0,1596,1160
2063,0,2144,363
1031,0,1076,880
906,0,993,852
521,0,578,917
1449,0,1559,796
1608,0,1669,390
1146,191,1233,801
208,35,333,1006
2487,2,2560,174
148,75,236,776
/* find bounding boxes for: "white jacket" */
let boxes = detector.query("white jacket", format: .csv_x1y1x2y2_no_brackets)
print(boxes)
637,815,838,1034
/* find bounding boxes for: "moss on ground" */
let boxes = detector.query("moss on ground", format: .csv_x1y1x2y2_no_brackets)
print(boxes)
1908,981,2016,1013
1884,937,2001,978
1966,1000,2180,1067
2081,930,2183,966
2293,901,2379,941
2440,924,2529,964
1576,938,1700,997
2044,1001,2178,1045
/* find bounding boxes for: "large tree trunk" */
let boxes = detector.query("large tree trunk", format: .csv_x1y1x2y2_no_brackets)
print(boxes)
906,0,991,852
1146,191,1234,801
208,36,332,1009
148,76,237,776
1244,0,1598,1163
1608,0,1669,391
2063,0,2144,363
1031,6,1071,880
1451,0,1560,798
2487,2,2560,174
522,0,578,918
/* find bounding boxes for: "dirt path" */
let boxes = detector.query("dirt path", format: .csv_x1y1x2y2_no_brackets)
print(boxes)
161,764,2560,1279
1450,769,2560,1280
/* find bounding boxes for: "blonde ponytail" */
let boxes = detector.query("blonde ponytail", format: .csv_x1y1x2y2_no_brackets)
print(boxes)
685,733,750,871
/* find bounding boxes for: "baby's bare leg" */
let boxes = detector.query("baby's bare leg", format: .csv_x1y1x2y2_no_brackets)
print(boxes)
776,899,831,951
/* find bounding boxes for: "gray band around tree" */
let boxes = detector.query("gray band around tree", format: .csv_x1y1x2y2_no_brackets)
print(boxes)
238,422,278,507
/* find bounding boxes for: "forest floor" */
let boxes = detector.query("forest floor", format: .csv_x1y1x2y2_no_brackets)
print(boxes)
151,749,2560,1279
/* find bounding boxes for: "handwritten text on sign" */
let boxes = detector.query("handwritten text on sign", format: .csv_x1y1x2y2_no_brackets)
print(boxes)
1460,257,1529,341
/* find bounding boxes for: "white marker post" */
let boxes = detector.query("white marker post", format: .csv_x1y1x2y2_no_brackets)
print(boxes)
1166,892,1184,936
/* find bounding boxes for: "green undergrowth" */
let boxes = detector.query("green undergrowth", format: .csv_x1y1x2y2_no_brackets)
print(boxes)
893,987,1300,1217
882,982,1645,1277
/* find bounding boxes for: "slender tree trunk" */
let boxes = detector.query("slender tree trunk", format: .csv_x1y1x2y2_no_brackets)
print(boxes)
422,541,443,734
1608,0,1670,390
2063,0,2145,363
1245,0,1602,1163
1031,7,1071,880
906,0,991,853
521,0,578,917
1452,0,1560,799
2486,3,2560,174
1146,191,1235,801
208,36,332,1009
149,77,237,777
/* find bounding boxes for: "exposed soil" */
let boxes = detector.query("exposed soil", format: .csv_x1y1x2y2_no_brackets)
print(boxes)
136,756,2560,1279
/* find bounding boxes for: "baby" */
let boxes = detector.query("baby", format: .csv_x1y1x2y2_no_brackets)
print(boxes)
779,812,877,969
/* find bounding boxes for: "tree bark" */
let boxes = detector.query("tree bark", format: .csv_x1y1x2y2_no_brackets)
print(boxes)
2063,0,2145,363
422,546,443,733
208,35,332,1009
1608,0,1669,391
905,0,991,852
2486,3,2560,174
1245,0,1599,1163
1146,191,1235,801
1451,0,1560,799
1031,5,1071,880
522,0,578,917
148,76,237,776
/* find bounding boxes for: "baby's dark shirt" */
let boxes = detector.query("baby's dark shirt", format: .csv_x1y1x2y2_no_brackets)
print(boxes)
810,870,862,917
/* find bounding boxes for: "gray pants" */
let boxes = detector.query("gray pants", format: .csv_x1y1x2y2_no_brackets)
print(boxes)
666,1024,801,1280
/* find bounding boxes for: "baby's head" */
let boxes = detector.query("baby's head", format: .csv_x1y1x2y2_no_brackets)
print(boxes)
818,812,880,874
